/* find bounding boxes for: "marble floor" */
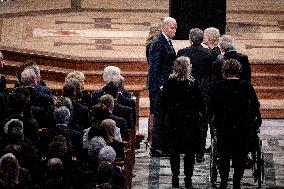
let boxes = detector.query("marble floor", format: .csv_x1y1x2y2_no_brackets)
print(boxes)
132,118,284,189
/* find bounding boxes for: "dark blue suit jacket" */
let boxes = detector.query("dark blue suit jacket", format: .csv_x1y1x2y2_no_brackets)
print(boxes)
148,33,176,93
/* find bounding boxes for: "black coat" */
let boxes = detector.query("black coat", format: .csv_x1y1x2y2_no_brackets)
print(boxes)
177,44,214,82
110,114,128,139
160,78,207,153
177,44,214,101
71,101,90,132
40,124,83,156
224,50,251,82
148,33,176,93
113,101,133,130
117,93,136,128
209,79,261,153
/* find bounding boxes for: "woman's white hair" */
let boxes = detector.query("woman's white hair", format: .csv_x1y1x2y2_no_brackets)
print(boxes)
88,136,107,160
103,66,121,83
0,153,15,166
98,145,116,163
4,119,24,134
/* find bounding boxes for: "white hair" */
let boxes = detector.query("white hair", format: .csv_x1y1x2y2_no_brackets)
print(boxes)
53,106,71,125
103,66,121,83
88,136,107,160
21,68,37,86
98,145,116,163
4,119,24,134
162,17,176,30
0,153,15,166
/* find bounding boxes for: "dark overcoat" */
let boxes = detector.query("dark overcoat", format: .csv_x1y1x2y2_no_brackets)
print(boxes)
209,79,261,153
160,78,206,153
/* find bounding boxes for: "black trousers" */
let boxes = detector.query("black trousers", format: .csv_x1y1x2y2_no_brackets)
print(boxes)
170,151,195,180
218,150,248,189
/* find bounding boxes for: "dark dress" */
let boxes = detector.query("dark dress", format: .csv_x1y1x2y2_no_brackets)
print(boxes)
209,79,261,186
160,78,206,179
161,78,206,152
209,79,260,156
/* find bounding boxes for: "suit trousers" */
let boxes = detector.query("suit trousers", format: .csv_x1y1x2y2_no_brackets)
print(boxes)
170,151,195,179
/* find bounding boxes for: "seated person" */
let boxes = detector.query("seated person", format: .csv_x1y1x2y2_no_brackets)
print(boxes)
97,146,125,188
0,153,33,189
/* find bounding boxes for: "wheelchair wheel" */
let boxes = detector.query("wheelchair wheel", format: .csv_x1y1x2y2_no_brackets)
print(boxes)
209,136,218,186
252,136,264,189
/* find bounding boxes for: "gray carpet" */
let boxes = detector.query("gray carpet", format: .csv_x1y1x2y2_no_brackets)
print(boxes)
132,119,284,189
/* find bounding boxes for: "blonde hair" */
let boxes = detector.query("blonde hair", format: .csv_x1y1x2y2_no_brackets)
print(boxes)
65,71,85,90
146,23,161,46
170,56,193,81
204,27,220,46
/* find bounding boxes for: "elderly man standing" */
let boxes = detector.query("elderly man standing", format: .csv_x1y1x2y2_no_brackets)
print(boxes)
148,17,177,157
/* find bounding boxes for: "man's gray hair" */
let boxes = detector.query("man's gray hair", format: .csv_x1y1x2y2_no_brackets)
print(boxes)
103,66,121,83
88,136,107,160
21,68,37,86
98,145,116,163
53,106,71,125
190,28,203,45
219,35,235,52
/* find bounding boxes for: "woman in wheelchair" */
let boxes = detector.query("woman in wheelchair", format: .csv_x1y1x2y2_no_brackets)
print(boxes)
209,59,261,189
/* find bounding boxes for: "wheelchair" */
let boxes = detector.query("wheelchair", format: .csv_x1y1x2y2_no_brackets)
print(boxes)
209,131,264,189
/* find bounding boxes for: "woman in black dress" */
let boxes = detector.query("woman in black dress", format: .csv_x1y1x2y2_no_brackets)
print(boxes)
160,56,207,188
209,59,261,189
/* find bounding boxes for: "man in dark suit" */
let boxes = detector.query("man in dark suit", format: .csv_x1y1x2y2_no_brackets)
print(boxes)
99,94,129,140
40,106,83,157
100,82,133,129
20,68,54,130
177,28,213,161
63,79,90,132
148,17,177,156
